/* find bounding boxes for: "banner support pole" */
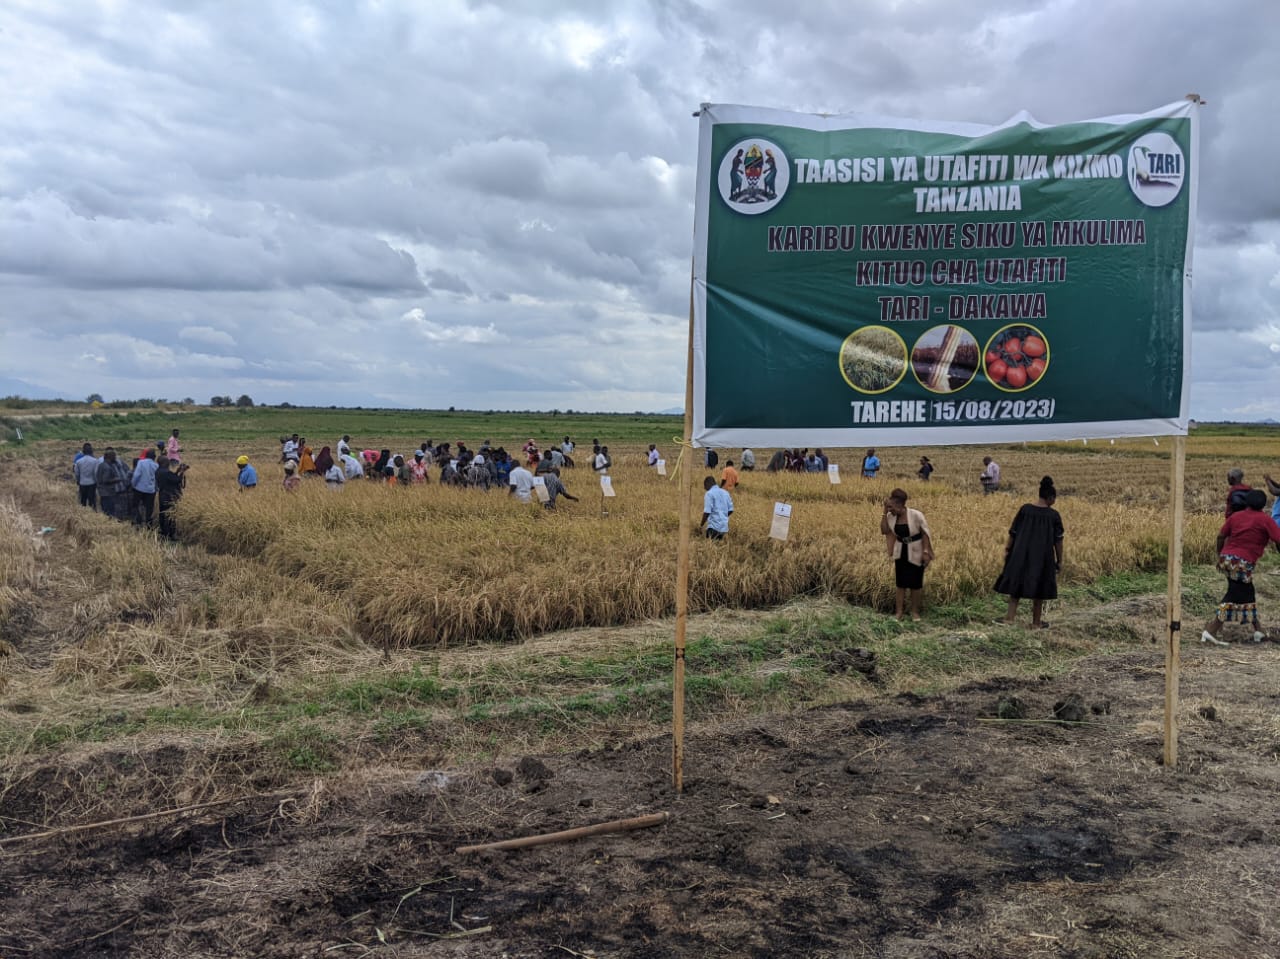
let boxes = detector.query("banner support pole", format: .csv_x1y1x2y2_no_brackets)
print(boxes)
673,285,696,793
1163,433,1186,767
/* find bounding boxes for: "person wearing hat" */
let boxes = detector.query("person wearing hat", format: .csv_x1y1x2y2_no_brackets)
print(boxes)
236,455,258,491
282,460,302,492
410,450,429,484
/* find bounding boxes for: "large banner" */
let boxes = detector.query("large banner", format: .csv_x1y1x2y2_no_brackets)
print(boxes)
691,101,1198,447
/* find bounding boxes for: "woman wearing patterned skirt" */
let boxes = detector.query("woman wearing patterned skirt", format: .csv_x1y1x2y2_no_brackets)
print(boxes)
1202,489,1280,645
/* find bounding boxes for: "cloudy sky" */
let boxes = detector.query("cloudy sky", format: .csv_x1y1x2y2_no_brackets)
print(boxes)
1,0,1276,418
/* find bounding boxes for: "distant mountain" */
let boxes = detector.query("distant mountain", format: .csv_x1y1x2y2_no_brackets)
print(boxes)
0,376,68,400
657,407,684,416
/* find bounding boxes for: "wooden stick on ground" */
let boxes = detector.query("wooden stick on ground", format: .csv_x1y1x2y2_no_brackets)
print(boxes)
0,793,283,847
456,812,670,854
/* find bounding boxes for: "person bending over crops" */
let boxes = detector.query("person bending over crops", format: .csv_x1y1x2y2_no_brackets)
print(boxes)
543,468,578,510
1201,488,1280,645
881,489,933,622
994,476,1063,629
282,461,302,492
314,446,334,477
918,456,934,481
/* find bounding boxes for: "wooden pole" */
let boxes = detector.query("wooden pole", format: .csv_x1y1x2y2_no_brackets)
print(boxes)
456,812,670,854
1163,433,1186,767
673,286,697,793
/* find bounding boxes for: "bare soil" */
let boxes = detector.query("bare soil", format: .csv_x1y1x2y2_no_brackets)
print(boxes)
1,638,1278,958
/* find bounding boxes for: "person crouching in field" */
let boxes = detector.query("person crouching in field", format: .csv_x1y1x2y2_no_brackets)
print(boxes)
881,488,933,621
282,461,302,492
994,476,1063,629
1202,488,1280,645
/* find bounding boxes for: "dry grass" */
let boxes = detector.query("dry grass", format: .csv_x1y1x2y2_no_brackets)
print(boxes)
169,445,1223,648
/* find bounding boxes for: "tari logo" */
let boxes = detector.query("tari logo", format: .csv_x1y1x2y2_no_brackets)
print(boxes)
717,138,789,214
1127,132,1185,208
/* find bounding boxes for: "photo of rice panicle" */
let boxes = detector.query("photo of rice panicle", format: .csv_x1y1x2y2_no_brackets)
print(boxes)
911,325,979,393
839,326,909,394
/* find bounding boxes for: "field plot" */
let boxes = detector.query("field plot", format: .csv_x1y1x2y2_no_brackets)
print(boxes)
1,420,1279,957
170,441,1226,647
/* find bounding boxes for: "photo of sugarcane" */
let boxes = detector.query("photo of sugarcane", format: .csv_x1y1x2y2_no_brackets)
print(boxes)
839,325,908,393
911,324,980,393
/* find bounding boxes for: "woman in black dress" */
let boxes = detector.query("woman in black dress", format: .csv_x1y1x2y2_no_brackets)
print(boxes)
880,488,934,621
995,476,1064,628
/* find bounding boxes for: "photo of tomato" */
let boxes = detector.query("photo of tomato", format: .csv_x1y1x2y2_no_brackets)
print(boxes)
983,324,1049,392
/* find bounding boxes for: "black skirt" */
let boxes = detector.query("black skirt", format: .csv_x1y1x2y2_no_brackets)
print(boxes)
895,554,924,590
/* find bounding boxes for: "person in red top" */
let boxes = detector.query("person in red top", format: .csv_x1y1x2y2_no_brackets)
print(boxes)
1225,467,1251,516
1202,489,1280,645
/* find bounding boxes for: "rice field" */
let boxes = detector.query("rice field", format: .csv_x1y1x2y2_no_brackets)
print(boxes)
164,438,1241,648
839,326,908,393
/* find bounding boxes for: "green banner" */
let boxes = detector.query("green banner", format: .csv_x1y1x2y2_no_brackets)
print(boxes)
692,101,1198,447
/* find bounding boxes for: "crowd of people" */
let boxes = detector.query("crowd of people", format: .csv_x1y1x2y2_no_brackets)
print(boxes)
70,429,188,538
65,432,1280,643
761,448,832,473
241,434,614,509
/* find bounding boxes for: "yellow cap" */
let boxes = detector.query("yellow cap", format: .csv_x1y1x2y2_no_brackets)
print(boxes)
236,455,250,466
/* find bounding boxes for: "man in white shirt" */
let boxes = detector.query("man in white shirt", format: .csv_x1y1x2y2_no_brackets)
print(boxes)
282,433,300,462
593,446,611,475
980,456,1001,494
340,453,364,479
647,444,659,467
508,463,536,502
337,435,351,457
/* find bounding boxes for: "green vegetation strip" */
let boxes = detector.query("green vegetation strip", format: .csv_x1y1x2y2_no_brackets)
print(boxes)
4,568,1204,771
